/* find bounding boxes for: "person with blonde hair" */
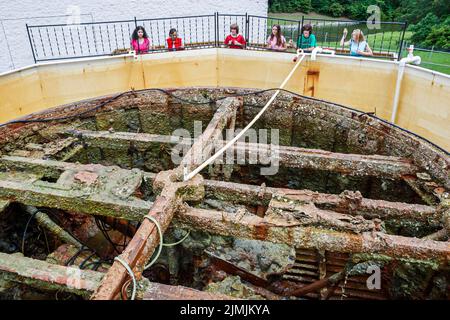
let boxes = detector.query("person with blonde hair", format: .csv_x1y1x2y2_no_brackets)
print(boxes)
340,28,373,57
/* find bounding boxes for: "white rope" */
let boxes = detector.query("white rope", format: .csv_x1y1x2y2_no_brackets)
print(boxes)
114,256,137,300
114,219,190,300
163,230,190,247
184,49,306,181
144,216,191,270
143,215,163,270
143,215,190,269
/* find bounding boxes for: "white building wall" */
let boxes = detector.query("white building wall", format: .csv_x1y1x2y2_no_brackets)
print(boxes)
0,0,268,73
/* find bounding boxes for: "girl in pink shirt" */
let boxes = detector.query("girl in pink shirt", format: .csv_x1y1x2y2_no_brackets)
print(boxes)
131,26,152,54
267,25,287,51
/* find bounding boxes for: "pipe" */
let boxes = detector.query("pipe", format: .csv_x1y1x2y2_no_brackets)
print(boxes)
311,47,336,61
390,45,421,123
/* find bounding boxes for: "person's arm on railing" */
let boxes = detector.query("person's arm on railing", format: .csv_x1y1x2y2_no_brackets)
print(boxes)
307,34,317,51
288,39,295,49
277,36,288,51
224,35,237,48
234,35,246,48
340,28,350,47
357,43,373,56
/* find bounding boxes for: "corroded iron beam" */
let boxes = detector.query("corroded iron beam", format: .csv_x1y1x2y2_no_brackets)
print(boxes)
0,252,103,297
0,156,153,221
181,97,240,169
0,175,152,221
0,252,232,300
67,130,419,179
174,206,450,263
403,175,441,206
0,156,436,222
142,281,236,300
203,179,439,222
23,205,83,248
0,155,157,181
243,143,418,179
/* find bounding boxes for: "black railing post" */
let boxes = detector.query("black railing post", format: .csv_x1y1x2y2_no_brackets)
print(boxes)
245,12,249,43
214,12,218,47
397,22,407,61
26,24,37,63
134,16,138,28
299,15,304,49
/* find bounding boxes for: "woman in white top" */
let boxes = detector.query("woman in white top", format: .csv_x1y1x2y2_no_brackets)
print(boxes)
267,25,287,51
340,28,373,57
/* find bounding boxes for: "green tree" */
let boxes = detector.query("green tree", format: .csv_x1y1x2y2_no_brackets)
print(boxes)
269,0,312,13
329,2,344,17
410,13,440,44
422,16,450,49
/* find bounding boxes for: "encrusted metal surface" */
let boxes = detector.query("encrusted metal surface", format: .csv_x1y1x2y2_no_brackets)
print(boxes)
0,88,448,300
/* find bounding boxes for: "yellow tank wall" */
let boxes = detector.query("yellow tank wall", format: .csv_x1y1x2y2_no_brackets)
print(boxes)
217,50,399,121
306,57,398,121
217,49,306,92
0,48,448,150
0,66,44,120
397,66,450,149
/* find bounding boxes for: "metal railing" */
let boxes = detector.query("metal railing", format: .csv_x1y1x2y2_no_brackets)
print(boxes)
26,12,408,63
247,15,300,50
301,18,407,59
26,19,136,61
137,14,216,50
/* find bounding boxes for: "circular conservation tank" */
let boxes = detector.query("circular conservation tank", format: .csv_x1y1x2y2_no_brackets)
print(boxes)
0,50,448,300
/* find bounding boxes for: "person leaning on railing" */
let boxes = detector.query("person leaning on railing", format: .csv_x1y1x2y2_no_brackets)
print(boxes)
267,25,287,51
167,28,184,51
131,26,153,54
289,23,316,52
224,23,246,49
290,23,317,62
340,28,373,57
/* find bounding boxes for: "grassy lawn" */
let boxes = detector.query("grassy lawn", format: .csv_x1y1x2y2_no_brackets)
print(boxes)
403,49,450,74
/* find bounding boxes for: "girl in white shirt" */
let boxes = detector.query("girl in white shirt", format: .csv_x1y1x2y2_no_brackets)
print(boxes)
340,28,373,57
